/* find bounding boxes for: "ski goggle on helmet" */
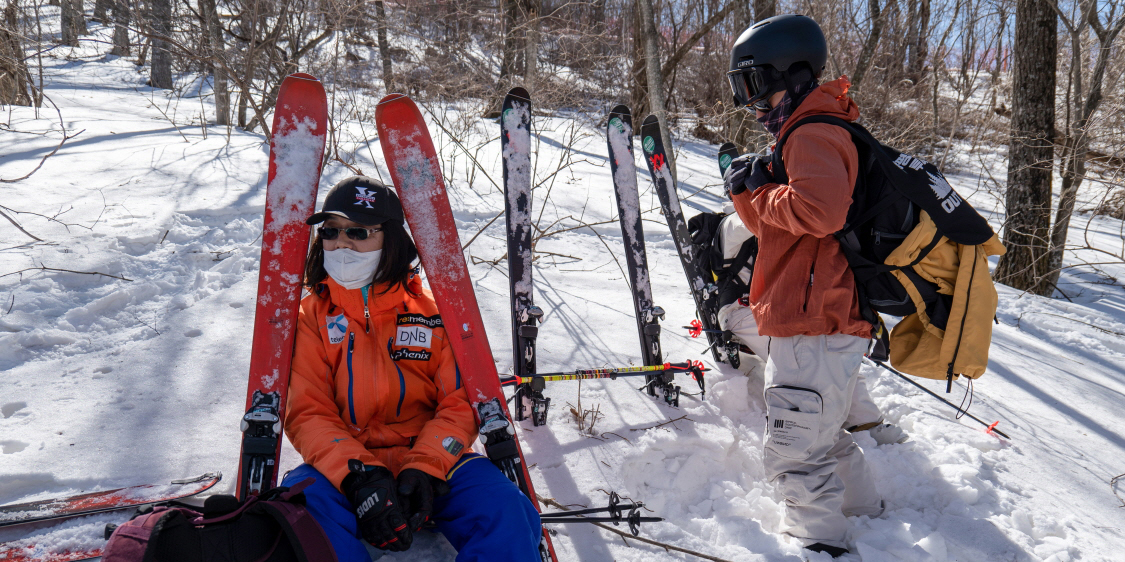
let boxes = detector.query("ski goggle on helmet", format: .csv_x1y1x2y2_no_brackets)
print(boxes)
727,14,828,110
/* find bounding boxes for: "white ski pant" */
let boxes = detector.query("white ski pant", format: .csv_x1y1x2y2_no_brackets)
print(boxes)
763,334,883,548
719,303,883,429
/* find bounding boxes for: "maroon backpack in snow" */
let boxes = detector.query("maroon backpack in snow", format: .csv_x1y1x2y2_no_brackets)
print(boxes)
102,478,337,562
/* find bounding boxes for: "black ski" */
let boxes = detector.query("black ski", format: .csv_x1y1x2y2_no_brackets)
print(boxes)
605,106,677,406
501,87,547,425
639,114,725,365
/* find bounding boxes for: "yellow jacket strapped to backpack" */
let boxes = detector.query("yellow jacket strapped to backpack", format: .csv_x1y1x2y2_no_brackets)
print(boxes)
884,210,1006,381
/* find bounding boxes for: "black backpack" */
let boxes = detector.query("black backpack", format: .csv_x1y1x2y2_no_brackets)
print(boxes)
770,116,995,340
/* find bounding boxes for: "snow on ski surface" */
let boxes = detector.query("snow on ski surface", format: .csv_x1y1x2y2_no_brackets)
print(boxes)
607,114,655,306
502,96,533,297
2,24,1125,562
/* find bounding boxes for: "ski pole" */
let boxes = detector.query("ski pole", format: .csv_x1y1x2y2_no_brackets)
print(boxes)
499,361,707,387
683,319,724,338
867,359,1011,440
538,492,663,536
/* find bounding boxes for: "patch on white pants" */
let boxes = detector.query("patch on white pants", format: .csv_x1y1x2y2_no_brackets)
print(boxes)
765,386,822,460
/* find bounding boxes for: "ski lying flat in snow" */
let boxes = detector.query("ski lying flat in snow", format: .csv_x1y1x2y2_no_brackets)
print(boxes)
0,474,222,562
639,114,725,365
236,73,328,501
0,473,221,528
605,105,671,403
374,93,558,562
501,87,548,426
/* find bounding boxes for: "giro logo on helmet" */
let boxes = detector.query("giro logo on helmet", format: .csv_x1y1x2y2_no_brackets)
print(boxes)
737,59,755,68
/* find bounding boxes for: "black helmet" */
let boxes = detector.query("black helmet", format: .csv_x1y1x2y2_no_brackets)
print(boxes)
727,14,827,110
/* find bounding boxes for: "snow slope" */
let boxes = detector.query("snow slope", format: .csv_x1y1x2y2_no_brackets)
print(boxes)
2,23,1125,562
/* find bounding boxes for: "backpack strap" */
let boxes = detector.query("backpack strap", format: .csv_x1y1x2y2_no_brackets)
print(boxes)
717,236,758,308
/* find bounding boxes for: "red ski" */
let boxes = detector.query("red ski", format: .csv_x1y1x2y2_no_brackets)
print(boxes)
236,73,328,500
0,474,221,562
375,94,558,562
0,473,220,528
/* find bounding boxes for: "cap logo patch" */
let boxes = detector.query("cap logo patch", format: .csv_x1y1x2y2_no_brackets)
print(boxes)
354,186,377,208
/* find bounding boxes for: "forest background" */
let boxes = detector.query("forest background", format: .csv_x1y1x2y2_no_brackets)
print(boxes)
3,0,1125,297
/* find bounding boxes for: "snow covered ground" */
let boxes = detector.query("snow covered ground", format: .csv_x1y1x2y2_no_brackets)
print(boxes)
3,22,1125,562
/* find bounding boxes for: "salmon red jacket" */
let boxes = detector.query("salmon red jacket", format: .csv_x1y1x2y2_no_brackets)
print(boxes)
284,272,476,490
732,76,872,339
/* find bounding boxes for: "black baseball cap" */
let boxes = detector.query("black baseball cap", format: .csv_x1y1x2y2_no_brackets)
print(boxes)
306,176,404,226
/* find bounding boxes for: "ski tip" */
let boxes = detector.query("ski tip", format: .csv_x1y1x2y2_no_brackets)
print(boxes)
608,104,631,119
641,114,660,128
719,142,737,153
718,142,739,176
376,93,411,107
285,72,320,83
506,87,531,103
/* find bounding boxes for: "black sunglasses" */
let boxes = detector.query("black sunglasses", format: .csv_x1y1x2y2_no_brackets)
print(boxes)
318,226,383,241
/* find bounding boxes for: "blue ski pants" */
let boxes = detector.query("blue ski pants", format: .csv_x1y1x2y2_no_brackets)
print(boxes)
280,453,542,562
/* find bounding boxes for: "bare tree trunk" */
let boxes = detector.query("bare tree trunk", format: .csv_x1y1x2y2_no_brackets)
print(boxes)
852,0,895,88
1,0,32,106
1043,7,1125,292
374,0,393,92
994,0,1057,293
61,0,79,46
200,0,228,124
906,0,930,83
73,0,87,35
637,0,674,180
630,2,648,118
93,0,111,22
110,0,129,55
523,0,538,88
149,0,172,89
753,0,776,20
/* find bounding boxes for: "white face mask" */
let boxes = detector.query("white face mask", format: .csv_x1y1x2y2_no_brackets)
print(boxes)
323,248,382,290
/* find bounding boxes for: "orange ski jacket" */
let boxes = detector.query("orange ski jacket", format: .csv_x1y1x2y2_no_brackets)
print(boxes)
732,77,872,339
284,273,477,490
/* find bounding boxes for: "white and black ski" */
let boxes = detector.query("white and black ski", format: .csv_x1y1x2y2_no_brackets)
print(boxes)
501,87,548,425
639,115,727,365
605,106,678,406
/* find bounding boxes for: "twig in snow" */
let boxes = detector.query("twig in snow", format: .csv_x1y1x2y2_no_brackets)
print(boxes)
461,210,504,251
0,208,42,242
1112,473,1125,508
536,495,734,562
1038,312,1125,338
0,266,132,282
630,415,692,432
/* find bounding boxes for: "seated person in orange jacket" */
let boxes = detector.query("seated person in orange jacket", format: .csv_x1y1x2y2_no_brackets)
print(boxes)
280,176,542,562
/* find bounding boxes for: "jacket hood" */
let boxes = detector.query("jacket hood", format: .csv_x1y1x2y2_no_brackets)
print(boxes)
780,76,860,137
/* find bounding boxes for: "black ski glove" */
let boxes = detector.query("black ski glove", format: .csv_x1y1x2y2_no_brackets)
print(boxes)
343,461,412,551
723,154,774,198
397,468,451,531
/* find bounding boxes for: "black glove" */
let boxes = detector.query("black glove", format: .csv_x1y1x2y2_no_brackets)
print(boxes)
343,461,412,551
397,468,451,531
723,154,774,198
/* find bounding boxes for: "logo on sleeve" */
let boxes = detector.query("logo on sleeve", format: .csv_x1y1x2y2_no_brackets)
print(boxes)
442,437,464,457
396,325,432,348
326,314,348,344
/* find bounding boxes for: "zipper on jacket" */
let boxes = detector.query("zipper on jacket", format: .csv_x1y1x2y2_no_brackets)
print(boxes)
361,285,371,334
803,263,815,312
387,338,406,418
347,332,357,425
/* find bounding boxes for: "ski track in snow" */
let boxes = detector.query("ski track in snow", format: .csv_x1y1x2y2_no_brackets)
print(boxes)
2,20,1124,562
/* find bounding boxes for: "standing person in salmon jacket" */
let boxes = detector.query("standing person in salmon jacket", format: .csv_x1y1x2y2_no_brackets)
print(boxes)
723,15,901,558
279,176,542,561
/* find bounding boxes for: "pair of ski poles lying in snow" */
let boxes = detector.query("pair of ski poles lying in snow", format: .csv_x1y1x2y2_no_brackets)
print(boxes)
537,492,663,536
499,360,708,398
683,323,1011,440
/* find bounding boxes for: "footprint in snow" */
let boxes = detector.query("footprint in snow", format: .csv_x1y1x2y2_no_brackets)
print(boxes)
2,402,27,418
94,366,113,374
228,302,244,309
184,329,203,337
1,441,29,454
